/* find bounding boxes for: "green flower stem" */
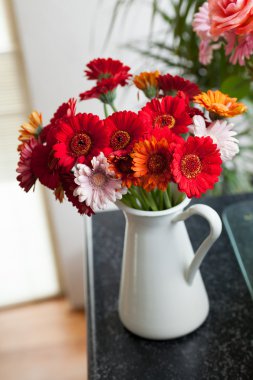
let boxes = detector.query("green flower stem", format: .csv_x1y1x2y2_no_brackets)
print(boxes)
103,103,109,118
174,191,185,206
150,190,160,210
140,188,158,211
121,194,132,208
167,183,171,202
136,187,151,210
130,187,148,210
158,189,164,210
129,195,142,210
35,125,43,138
123,192,142,209
110,102,118,113
150,189,158,208
126,188,138,208
163,190,172,209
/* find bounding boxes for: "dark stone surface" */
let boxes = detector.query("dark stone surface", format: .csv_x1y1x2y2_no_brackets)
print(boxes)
86,194,253,380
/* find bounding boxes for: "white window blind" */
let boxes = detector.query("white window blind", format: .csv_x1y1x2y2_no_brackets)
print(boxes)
0,0,60,307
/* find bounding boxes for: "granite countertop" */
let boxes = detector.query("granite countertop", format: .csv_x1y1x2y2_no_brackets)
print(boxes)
86,194,253,380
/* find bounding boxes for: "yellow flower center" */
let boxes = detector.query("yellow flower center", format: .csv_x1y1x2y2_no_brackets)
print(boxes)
181,154,202,179
110,130,131,150
70,133,92,156
153,114,175,129
148,153,167,174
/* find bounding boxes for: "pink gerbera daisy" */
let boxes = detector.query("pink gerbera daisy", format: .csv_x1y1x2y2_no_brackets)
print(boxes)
61,173,94,216
192,1,211,40
192,1,221,65
190,115,239,161
199,40,220,65
73,153,127,210
225,32,253,66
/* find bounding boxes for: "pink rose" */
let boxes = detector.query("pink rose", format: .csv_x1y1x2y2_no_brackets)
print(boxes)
209,0,253,36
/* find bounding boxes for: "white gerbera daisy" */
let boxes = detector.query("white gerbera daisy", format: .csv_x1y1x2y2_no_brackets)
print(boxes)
191,115,239,162
73,152,127,210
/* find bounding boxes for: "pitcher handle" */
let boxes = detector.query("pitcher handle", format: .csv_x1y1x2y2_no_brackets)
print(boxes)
173,204,222,285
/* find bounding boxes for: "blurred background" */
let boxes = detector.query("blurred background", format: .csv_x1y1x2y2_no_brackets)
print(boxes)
1,0,253,379
0,1,157,379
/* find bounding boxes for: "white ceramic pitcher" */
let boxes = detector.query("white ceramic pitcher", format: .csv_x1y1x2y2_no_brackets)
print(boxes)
117,196,222,340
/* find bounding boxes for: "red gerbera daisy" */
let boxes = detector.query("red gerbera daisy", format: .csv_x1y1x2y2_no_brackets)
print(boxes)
150,126,184,145
40,98,77,146
139,95,192,135
175,92,206,125
79,77,118,104
39,123,58,146
16,138,38,192
85,58,131,85
171,136,222,198
158,74,200,100
105,111,149,156
80,58,131,104
31,144,61,190
61,173,94,216
50,98,76,125
188,106,205,119
53,113,110,170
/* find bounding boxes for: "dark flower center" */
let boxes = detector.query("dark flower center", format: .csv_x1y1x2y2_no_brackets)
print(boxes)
181,154,202,179
90,171,107,187
110,130,131,151
148,153,167,174
153,114,175,129
117,156,133,174
70,133,92,156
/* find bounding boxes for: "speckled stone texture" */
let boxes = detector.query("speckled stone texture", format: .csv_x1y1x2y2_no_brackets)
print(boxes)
86,194,253,380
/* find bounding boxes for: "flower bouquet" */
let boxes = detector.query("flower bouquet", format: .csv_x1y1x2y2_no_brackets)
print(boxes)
16,58,247,215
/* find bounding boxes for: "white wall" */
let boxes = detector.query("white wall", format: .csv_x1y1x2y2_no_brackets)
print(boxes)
12,0,155,308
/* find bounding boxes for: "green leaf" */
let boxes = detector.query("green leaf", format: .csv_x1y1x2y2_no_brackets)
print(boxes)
153,6,172,24
220,75,250,99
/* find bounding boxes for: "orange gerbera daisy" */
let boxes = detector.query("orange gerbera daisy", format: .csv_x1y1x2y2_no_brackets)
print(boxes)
193,90,247,117
133,71,160,99
131,136,174,191
18,111,43,150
